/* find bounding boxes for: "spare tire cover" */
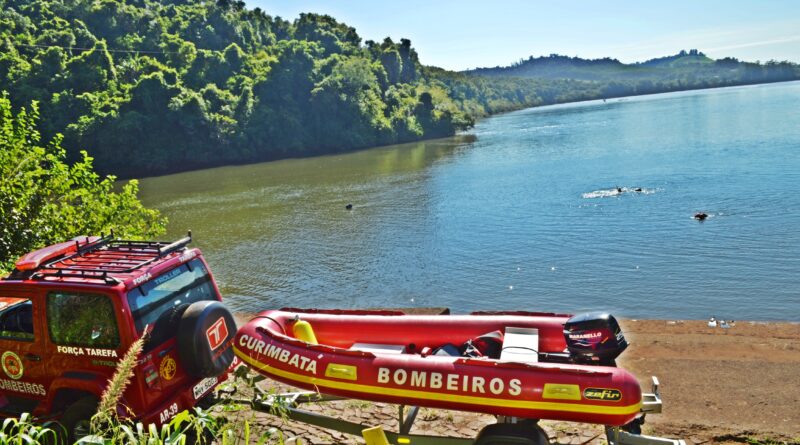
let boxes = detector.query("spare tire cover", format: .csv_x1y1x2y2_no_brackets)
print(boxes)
177,301,236,378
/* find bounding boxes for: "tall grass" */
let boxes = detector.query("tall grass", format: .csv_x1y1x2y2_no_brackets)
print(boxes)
0,413,57,444
90,337,145,435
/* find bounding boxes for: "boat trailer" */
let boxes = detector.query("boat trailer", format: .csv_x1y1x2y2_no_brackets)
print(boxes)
228,375,686,445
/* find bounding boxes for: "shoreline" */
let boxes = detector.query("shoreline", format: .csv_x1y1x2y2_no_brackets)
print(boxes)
233,312,800,443
488,78,800,119
130,79,800,181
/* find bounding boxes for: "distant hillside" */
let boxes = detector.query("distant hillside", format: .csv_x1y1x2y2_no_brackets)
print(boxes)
468,54,630,81
465,49,800,90
638,49,713,67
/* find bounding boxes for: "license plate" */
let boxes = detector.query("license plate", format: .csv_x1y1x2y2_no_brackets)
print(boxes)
192,376,218,400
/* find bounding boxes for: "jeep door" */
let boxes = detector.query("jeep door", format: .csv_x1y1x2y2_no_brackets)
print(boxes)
43,289,126,413
0,289,48,415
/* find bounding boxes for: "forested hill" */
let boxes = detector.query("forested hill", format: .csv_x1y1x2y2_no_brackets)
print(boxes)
466,50,800,92
2,1,799,178
1,0,553,177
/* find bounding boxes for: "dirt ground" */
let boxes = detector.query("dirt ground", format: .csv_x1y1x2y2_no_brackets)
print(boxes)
617,319,800,444
230,314,800,444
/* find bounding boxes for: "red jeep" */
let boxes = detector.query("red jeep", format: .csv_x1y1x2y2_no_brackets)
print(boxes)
0,233,236,441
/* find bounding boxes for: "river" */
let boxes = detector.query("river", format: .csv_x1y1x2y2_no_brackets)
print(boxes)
139,81,800,321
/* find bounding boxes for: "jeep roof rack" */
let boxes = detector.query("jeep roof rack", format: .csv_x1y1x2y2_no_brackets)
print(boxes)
7,231,193,283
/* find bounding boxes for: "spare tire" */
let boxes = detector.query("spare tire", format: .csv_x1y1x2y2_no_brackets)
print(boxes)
177,301,236,378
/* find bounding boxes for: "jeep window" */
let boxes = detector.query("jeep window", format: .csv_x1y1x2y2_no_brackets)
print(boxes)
127,258,216,346
47,292,120,348
0,299,34,341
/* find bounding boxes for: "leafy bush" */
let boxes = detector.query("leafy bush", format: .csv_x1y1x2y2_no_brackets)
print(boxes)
0,95,166,273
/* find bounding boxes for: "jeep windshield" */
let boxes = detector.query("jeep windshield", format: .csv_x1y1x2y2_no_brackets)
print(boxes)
127,258,217,349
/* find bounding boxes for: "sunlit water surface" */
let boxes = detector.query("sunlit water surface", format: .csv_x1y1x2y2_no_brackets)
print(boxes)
139,81,800,321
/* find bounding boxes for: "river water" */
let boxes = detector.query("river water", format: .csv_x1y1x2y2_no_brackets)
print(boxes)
139,81,800,321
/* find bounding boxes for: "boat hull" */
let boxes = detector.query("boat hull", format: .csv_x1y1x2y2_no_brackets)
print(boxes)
234,309,642,426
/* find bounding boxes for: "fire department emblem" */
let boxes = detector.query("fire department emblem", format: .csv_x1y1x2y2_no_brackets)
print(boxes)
159,356,177,381
2,351,24,380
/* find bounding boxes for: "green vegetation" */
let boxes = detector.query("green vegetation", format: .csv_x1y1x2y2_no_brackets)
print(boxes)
0,413,58,443
2,1,799,181
0,96,165,273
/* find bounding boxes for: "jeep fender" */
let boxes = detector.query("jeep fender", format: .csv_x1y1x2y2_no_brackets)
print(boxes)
42,372,108,415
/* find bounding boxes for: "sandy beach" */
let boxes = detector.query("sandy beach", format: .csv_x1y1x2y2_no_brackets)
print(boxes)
618,319,799,442
231,314,800,444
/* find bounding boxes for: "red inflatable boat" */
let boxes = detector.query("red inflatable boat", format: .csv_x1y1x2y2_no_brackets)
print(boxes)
234,308,643,426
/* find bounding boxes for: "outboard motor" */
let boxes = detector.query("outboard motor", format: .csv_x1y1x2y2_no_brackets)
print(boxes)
563,312,628,366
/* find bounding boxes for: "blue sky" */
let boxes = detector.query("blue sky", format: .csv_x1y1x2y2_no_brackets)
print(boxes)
249,0,800,70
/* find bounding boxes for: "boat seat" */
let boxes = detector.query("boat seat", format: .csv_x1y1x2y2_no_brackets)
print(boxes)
500,327,539,363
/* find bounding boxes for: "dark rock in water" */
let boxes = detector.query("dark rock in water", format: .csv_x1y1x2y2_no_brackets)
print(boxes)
694,212,708,221
634,187,643,192
345,203,353,210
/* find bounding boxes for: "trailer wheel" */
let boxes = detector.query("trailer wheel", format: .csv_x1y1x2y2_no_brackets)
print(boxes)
475,422,550,445
622,416,643,434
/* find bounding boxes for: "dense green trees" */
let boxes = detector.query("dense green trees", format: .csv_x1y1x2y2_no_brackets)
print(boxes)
0,95,166,272
1,0,498,177
1,1,798,178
